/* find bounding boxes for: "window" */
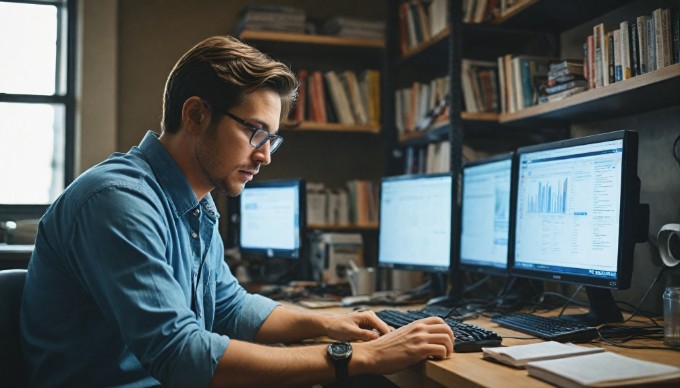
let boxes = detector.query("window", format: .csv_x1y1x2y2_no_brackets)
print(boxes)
0,0,75,210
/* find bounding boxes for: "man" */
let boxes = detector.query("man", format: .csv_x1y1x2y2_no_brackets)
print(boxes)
20,35,453,387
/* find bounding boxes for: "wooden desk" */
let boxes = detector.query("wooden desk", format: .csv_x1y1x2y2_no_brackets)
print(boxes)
282,302,680,387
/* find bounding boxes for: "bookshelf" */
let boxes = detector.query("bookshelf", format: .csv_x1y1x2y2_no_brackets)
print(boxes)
385,0,680,301
237,19,385,235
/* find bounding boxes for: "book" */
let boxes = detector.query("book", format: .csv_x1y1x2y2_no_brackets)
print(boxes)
482,341,604,368
628,20,640,76
545,80,588,95
637,15,650,73
526,351,680,388
673,10,680,64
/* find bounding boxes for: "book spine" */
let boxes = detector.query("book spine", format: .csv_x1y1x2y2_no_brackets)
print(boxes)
647,17,657,71
614,29,622,81
588,35,596,89
629,20,640,76
582,40,589,87
607,32,615,84
662,9,672,67
620,21,631,79
637,15,649,73
674,10,680,64
594,23,605,87
653,8,665,68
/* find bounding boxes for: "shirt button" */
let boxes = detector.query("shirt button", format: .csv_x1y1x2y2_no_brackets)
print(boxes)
191,232,198,239
193,208,200,216
193,272,198,278
198,312,203,318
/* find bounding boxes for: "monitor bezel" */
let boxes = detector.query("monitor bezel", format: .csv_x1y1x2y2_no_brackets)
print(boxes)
239,178,306,260
509,130,639,290
459,152,515,277
377,172,453,274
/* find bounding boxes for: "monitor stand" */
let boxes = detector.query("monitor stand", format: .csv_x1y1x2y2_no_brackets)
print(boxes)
425,273,458,306
561,286,623,326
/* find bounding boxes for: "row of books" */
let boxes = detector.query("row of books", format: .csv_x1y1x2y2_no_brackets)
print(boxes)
290,69,381,126
306,180,378,226
398,0,448,54
461,59,501,113
395,75,450,135
497,54,553,113
404,142,486,175
462,0,501,24
586,7,679,90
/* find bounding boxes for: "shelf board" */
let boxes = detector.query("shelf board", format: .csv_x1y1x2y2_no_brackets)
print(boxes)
489,0,638,33
281,121,380,134
461,112,500,122
500,63,680,126
239,30,384,49
401,27,450,60
308,223,378,230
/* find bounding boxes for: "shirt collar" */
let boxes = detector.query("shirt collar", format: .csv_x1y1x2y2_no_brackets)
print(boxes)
136,131,219,220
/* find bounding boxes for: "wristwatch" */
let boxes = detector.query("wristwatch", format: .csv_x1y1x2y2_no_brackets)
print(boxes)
327,341,352,385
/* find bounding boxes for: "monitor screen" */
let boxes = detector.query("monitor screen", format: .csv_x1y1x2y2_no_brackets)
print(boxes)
378,173,452,273
511,130,639,290
239,179,305,259
459,153,513,276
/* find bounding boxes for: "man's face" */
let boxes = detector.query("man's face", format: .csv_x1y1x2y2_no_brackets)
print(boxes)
195,89,281,197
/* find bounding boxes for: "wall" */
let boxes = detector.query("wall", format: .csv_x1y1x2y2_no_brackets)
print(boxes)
77,0,118,173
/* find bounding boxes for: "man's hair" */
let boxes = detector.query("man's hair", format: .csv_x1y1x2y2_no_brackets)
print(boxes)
161,35,298,134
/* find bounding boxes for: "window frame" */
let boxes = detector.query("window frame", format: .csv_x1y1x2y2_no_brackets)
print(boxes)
0,0,76,218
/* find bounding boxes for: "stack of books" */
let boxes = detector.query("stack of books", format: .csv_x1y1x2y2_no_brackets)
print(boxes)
236,4,306,35
322,16,384,40
538,59,587,104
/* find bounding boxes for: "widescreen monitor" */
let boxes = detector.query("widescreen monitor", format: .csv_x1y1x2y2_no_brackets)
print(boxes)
511,130,643,323
239,179,305,259
459,153,513,276
378,173,452,273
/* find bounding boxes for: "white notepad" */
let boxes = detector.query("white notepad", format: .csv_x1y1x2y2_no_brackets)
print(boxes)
482,341,604,368
526,351,680,387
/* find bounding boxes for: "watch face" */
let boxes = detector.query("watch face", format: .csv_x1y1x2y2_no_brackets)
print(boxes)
329,341,352,359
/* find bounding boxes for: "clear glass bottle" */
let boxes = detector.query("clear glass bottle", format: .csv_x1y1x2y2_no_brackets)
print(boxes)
663,287,680,347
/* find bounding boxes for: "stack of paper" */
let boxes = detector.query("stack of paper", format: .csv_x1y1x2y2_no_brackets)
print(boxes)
526,351,680,387
482,341,604,368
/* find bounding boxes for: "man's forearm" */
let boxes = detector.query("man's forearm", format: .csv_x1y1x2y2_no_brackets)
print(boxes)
254,306,330,344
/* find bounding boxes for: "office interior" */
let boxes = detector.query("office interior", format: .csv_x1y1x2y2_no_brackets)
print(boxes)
1,0,680,329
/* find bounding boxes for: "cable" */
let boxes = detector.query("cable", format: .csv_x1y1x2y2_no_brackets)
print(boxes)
557,285,584,318
619,266,667,323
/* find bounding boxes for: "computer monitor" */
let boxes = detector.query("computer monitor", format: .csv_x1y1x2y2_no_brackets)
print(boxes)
378,173,452,274
511,130,646,324
459,153,513,277
239,178,305,260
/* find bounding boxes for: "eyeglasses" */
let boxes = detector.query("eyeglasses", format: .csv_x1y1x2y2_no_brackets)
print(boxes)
215,108,284,154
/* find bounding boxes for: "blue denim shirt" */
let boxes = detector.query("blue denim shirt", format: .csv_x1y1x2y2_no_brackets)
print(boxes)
20,131,279,387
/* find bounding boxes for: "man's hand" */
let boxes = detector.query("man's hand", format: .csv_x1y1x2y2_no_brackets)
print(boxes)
324,310,392,341
350,317,454,375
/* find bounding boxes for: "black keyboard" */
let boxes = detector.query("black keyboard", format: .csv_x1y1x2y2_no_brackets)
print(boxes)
375,309,502,352
491,313,599,343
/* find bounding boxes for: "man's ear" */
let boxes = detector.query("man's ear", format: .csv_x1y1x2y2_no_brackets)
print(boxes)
181,96,210,135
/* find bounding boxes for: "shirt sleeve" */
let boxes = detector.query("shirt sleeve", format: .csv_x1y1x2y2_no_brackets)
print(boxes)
211,256,280,340
67,184,227,387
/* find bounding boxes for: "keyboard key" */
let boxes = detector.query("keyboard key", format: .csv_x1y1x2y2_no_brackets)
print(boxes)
375,309,502,352
491,313,598,343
